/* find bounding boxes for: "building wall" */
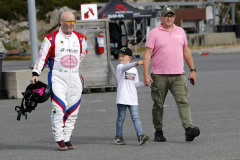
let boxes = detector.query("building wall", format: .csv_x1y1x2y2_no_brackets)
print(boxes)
175,8,206,27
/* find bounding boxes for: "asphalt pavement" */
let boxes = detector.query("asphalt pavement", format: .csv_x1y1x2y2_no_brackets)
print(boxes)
1,52,240,160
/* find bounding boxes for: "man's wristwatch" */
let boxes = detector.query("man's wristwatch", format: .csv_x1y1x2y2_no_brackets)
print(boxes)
190,68,196,72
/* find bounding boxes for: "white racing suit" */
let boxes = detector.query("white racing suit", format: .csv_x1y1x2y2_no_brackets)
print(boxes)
32,28,87,142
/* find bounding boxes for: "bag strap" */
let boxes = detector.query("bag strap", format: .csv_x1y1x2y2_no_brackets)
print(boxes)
15,98,27,121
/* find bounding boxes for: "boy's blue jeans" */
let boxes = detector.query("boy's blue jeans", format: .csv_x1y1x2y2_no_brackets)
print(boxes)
116,104,143,137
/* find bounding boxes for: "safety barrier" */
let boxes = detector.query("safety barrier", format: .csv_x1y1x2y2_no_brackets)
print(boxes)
187,32,237,47
216,25,240,38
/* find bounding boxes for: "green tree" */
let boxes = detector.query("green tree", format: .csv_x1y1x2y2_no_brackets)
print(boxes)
0,0,108,21
0,0,27,21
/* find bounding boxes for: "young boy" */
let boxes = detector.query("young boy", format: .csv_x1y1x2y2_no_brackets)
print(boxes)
114,47,149,145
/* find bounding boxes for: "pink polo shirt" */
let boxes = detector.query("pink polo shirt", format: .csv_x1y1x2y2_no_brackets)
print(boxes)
145,24,188,74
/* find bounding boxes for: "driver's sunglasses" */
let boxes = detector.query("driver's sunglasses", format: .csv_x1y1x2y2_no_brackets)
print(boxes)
65,20,76,24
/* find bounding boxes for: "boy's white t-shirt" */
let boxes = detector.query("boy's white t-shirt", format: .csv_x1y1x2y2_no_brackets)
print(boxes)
116,63,142,105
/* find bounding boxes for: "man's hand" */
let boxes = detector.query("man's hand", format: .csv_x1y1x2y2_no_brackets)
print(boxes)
143,47,153,86
31,76,39,84
188,71,196,85
144,74,153,86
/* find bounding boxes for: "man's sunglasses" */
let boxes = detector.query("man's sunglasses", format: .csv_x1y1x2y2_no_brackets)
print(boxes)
65,20,76,24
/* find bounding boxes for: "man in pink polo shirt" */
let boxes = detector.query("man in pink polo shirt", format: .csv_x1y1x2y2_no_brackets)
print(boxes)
143,6,200,142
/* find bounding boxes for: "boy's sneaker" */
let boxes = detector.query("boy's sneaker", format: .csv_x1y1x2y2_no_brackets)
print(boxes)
185,127,200,141
138,134,149,145
56,140,68,151
114,136,125,145
154,130,166,142
65,141,75,149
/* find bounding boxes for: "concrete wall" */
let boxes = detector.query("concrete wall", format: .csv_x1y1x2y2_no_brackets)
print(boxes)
187,32,237,47
2,69,48,99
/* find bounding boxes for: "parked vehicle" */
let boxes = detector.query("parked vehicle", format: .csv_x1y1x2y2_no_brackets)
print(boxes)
109,21,128,59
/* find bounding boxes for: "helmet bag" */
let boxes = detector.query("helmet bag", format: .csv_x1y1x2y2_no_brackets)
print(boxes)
15,81,51,121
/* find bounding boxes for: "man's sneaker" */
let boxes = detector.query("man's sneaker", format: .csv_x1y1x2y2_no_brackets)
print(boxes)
138,134,149,145
65,141,75,149
154,130,166,142
56,140,68,151
185,127,200,141
114,136,125,145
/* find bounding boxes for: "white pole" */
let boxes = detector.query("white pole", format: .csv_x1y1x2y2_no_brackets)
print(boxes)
27,0,38,68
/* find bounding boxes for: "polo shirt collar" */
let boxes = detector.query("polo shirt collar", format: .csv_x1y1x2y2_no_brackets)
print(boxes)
158,24,177,31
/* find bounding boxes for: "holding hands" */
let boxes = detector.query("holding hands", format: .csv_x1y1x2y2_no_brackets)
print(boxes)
144,75,153,86
135,60,153,86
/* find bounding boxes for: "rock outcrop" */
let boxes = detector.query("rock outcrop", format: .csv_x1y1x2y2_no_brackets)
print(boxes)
0,6,78,52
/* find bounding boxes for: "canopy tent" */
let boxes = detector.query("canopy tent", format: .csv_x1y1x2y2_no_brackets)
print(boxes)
98,0,156,55
98,0,156,20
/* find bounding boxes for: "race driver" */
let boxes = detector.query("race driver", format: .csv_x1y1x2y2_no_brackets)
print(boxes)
30,11,87,151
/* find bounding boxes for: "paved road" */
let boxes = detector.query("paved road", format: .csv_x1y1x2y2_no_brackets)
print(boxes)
1,52,240,160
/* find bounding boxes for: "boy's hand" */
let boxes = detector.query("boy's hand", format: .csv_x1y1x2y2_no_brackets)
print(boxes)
136,61,144,65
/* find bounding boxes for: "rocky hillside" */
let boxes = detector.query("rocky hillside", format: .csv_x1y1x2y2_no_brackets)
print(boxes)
0,6,79,53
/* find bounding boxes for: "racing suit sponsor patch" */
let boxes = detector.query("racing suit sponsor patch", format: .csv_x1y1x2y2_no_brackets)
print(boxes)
52,107,56,114
38,51,42,58
60,55,78,68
